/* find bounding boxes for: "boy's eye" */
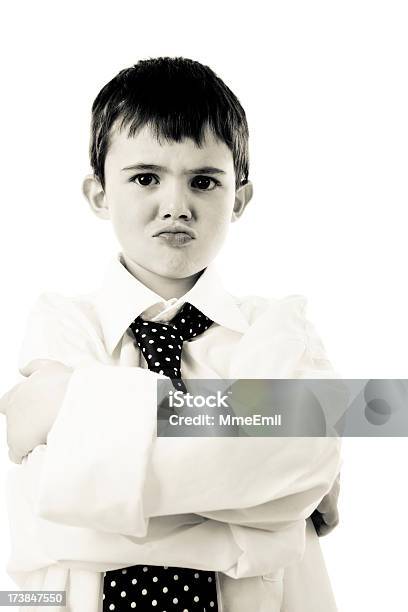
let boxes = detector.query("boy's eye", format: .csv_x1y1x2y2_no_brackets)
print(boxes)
131,173,159,186
191,176,220,191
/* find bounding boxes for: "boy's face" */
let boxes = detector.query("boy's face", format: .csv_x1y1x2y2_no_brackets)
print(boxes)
84,123,252,285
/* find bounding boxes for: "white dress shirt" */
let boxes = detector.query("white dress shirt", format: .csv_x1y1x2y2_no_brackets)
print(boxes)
5,253,343,612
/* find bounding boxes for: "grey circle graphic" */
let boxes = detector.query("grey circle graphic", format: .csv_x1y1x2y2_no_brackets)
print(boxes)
365,399,392,426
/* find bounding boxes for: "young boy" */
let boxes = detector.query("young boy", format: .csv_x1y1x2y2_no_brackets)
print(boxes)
1,57,341,612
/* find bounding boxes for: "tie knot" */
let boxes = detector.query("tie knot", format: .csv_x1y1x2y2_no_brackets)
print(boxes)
131,302,213,342
129,302,214,391
169,301,214,341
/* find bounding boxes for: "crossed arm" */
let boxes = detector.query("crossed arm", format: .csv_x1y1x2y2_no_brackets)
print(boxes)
1,360,341,538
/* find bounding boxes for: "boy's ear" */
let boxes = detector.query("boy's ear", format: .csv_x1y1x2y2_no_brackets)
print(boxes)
231,180,253,222
82,174,110,220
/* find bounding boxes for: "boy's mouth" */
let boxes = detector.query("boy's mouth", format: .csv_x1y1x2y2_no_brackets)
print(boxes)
156,232,193,246
153,223,196,246
153,223,196,239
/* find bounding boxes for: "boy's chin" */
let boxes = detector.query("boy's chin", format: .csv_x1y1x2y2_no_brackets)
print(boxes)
155,261,203,280
123,253,204,280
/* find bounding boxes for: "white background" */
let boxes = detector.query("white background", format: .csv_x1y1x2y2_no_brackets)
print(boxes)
0,1,407,610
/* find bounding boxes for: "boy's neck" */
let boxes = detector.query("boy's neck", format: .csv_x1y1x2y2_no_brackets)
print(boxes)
122,255,203,300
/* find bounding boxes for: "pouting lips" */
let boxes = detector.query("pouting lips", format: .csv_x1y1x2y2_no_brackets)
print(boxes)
156,232,194,246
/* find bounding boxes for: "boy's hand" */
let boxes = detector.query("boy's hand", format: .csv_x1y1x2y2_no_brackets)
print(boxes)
0,360,72,464
311,472,340,536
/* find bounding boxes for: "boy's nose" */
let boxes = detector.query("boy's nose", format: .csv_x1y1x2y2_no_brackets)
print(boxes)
158,185,193,220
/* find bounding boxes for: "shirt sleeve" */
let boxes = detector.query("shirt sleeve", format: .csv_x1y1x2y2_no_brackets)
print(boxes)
8,445,303,581
33,296,342,542
17,292,104,376
36,362,340,533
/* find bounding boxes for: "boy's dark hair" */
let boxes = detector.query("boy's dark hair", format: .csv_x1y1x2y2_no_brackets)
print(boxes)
90,57,249,190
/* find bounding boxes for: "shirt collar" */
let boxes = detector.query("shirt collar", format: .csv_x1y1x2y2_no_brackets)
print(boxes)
93,253,249,355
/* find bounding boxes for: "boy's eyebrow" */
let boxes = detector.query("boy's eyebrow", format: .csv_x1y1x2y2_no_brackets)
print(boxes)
121,163,226,175
186,166,226,176
121,163,165,172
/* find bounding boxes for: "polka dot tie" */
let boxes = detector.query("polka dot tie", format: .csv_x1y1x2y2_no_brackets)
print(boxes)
103,566,218,612
103,302,219,612
130,301,214,393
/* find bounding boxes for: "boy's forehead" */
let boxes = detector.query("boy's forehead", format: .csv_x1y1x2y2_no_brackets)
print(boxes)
106,123,234,171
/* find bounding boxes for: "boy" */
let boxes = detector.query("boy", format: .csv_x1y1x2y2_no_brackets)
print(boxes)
1,57,341,612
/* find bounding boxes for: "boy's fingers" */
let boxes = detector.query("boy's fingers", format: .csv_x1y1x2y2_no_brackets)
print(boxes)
315,516,339,536
317,501,339,525
0,386,17,415
312,473,341,537
0,380,29,416
318,494,337,514
317,473,340,514
323,507,339,526
0,398,7,415
8,448,23,464
7,430,25,463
